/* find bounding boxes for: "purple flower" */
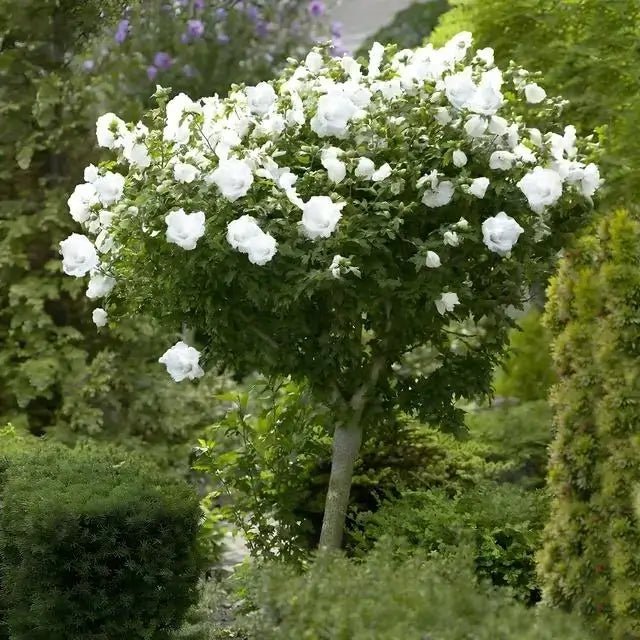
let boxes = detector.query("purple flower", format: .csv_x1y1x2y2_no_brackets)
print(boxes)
147,65,158,81
245,4,259,21
330,39,349,58
114,19,130,44
331,21,343,38
153,51,173,71
308,0,325,17
217,32,230,44
82,59,95,72
215,7,227,19
255,20,270,38
194,0,205,8
186,19,205,38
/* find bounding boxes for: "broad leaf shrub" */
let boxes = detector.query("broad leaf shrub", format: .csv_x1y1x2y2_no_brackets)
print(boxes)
82,0,338,123
62,32,600,545
431,0,640,206
0,0,231,472
238,550,594,639
196,380,494,559
467,400,552,489
540,209,640,639
352,482,548,604
0,442,203,640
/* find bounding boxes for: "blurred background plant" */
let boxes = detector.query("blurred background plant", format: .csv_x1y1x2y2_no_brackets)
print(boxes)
81,0,340,122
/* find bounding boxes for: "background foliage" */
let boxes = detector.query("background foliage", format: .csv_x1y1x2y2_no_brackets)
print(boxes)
540,209,640,638
81,0,335,124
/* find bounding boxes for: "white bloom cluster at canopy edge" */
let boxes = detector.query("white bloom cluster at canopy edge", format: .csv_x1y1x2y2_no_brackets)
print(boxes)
59,32,601,381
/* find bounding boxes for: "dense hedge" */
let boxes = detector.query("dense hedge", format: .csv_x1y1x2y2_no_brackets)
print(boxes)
353,482,548,603
540,210,640,638
239,551,593,639
0,437,203,640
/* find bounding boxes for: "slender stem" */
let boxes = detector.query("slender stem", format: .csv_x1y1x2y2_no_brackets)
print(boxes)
318,357,385,550
318,420,363,550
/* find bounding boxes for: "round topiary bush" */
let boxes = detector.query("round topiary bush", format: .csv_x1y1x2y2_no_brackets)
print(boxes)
60,33,600,547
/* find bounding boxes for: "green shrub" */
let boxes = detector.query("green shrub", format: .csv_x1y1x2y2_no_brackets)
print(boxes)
540,209,640,638
467,401,552,489
196,381,492,560
357,0,449,54
0,443,203,640
241,550,593,639
353,482,548,603
494,310,556,402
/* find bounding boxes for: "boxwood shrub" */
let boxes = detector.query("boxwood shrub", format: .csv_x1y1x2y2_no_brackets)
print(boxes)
0,439,203,640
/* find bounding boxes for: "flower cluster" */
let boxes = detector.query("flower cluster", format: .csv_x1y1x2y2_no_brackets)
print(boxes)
62,33,600,384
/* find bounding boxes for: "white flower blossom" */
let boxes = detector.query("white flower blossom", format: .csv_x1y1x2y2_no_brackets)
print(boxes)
355,157,375,179
524,83,546,104
482,212,524,255
488,115,508,136
60,233,99,277
580,163,601,198
468,177,490,199
244,232,277,266
368,42,385,79
208,158,254,201
159,341,204,382
300,196,346,240
489,150,516,171
425,251,441,268
420,171,454,207
435,292,460,316
164,93,201,144
443,230,460,246
86,272,116,299
96,112,127,149
372,163,392,182
68,183,99,224
517,167,563,212
165,209,206,250
174,162,200,183
452,150,468,167
226,215,263,251
330,254,345,278
84,164,99,183
246,82,277,116
444,68,477,111
435,107,453,125
321,147,347,183
305,51,323,73
92,308,108,328
475,47,494,66
93,171,125,206
310,91,358,138
464,115,488,138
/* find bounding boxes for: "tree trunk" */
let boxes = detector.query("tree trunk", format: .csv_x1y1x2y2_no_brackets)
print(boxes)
318,421,363,550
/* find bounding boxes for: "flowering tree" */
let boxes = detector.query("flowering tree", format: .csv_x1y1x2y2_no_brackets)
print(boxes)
61,33,600,548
